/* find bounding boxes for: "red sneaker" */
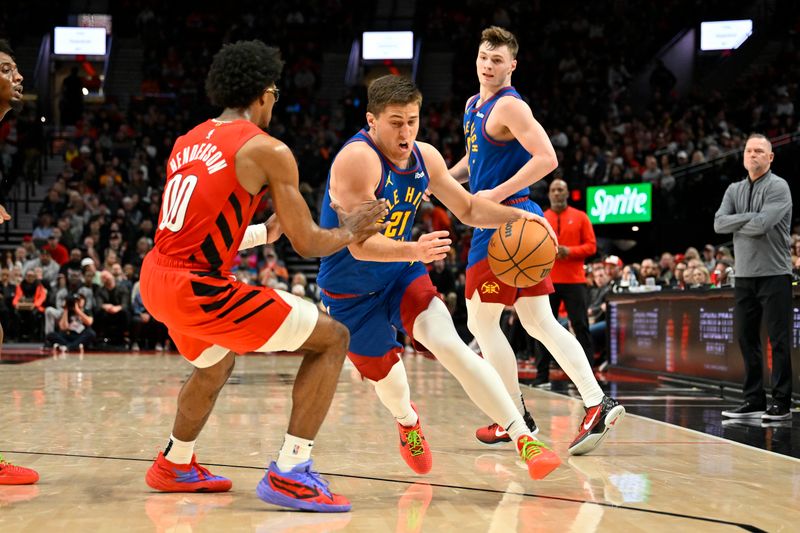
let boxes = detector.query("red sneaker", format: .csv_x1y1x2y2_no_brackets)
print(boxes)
516,435,561,480
475,411,538,445
145,452,232,492
397,403,432,474
568,396,625,456
0,455,39,485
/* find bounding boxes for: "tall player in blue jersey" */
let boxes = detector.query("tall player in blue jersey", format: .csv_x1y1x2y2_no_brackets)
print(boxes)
317,75,561,480
449,27,624,455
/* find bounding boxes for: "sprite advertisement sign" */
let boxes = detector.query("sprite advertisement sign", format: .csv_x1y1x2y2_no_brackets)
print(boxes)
587,183,652,224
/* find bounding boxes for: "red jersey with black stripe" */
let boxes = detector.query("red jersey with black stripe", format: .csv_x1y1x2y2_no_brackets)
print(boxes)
154,119,268,272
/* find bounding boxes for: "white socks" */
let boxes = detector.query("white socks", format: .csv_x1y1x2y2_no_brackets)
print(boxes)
514,296,605,407
466,294,527,414
412,297,524,432
164,434,196,465
276,434,314,472
370,358,419,427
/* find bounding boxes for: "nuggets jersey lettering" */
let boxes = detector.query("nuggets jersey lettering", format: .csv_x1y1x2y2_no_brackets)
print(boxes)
154,119,268,272
317,129,430,295
463,86,542,266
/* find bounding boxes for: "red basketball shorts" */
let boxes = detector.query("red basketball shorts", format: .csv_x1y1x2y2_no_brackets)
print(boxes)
140,251,318,367
465,257,554,305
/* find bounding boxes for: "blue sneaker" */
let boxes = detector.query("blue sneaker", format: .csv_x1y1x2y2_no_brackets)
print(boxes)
256,460,351,512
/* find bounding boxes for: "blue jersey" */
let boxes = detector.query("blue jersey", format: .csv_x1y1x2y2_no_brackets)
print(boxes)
317,129,430,295
463,86,542,266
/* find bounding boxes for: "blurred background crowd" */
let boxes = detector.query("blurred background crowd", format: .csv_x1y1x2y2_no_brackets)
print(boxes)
1,0,799,358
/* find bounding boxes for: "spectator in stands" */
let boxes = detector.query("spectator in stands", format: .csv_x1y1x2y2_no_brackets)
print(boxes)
639,258,664,287
46,293,94,353
617,264,640,291
0,268,16,339
21,236,37,262
658,252,676,286
59,248,83,278
673,261,689,290
13,269,46,341
23,248,59,287
640,155,663,185
587,266,612,368
44,270,85,338
418,201,454,239
429,259,457,301
94,269,131,347
702,244,716,271
259,244,289,286
130,280,167,352
32,213,55,241
688,266,711,289
713,259,735,288
603,255,623,290
43,228,69,266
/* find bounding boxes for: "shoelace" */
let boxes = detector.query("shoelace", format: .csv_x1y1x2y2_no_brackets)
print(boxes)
295,465,333,498
519,438,548,460
0,455,26,473
191,461,216,479
403,429,426,457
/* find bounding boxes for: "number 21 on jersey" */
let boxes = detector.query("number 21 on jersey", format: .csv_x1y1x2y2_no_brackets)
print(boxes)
384,210,411,238
159,174,198,232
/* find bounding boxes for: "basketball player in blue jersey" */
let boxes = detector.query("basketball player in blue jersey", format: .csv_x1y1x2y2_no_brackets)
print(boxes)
317,75,561,480
449,27,624,455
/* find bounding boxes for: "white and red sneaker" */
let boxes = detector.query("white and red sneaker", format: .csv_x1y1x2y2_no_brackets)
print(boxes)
475,411,538,445
568,396,625,456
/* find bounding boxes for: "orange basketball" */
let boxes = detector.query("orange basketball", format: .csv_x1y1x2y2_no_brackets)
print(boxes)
488,219,556,288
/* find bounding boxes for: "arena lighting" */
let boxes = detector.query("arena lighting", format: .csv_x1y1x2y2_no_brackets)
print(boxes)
700,20,753,51
632,226,640,232
362,31,414,60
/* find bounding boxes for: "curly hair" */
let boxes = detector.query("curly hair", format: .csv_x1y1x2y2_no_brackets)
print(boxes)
205,40,284,109
0,39,15,57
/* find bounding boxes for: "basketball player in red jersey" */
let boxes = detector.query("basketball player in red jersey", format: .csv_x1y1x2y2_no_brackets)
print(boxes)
0,38,39,486
449,27,624,455
140,40,387,513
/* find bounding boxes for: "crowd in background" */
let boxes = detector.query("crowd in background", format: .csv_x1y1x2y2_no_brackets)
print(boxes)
1,2,800,354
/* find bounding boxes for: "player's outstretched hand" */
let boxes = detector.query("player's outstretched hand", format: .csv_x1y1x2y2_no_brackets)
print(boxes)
332,199,389,243
415,230,451,263
0,204,10,225
515,210,559,247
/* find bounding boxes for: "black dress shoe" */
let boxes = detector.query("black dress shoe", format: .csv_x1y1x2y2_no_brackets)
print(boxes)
762,404,792,421
531,375,551,389
721,403,765,418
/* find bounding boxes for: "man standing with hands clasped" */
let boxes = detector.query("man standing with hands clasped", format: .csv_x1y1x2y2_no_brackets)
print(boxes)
715,133,794,421
535,179,597,386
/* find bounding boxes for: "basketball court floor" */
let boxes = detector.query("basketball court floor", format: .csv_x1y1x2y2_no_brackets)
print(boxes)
1,350,798,532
